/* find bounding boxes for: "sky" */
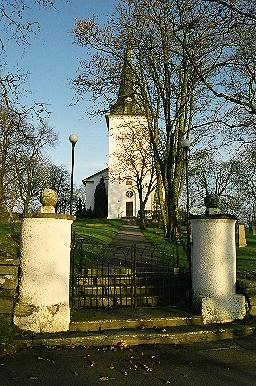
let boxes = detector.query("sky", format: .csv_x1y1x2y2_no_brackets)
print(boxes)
6,0,117,185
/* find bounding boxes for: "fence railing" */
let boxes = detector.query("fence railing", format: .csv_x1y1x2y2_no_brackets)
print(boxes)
70,235,190,310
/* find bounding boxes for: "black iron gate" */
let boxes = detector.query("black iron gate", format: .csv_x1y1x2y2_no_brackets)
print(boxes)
70,236,190,310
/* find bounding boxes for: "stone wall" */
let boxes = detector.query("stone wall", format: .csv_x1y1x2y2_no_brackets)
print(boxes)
237,278,256,318
0,255,19,322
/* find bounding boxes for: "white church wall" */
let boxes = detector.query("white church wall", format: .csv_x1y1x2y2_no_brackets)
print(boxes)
108,180,127,219
107,114,153,219
85,182,95,211
84,169,108,211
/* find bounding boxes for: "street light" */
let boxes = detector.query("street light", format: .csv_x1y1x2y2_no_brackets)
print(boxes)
69,133,79,215
181,138,191,300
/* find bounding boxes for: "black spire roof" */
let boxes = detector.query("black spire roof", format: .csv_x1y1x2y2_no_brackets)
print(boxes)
109,38,144,116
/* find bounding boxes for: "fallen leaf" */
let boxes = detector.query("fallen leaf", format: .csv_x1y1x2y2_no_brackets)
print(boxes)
99,376,116,381
117,340,128,349
36,356,55,364
142,364,152,372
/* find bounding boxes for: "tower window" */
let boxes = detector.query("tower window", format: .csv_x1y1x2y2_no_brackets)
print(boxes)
126,190,134,198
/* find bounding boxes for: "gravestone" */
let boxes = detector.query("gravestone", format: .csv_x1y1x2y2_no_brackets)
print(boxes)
237,224,247,248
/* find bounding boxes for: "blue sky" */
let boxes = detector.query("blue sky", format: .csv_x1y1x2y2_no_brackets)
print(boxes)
6,0,117,185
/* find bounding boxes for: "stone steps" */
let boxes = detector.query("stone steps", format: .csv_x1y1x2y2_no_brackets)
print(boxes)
70,310,203,332
14,306,256,348
75,285,159,295
15,321,256,348
72,277,178,308
73,295,159,308
85,267,132,276
72,266,174,308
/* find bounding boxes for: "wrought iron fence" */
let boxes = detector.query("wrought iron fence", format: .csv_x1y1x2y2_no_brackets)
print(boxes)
70,235,190,310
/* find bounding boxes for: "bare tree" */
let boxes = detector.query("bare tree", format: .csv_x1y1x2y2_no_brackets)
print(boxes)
203,0,256,22
0,1,60,105
188,148,249,220
0,0,57,50
11,121,57,215
190,149,238,195
44,163,71,213
74,0,225,239
182,0,256,118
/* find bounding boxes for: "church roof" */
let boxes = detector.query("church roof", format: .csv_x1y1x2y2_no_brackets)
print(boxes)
109,37,144,116
82,168,108,185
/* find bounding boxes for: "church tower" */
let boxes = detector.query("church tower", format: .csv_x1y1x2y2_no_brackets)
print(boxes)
106,41,151,219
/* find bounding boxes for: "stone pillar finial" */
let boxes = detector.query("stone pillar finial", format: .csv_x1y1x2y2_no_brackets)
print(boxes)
40,188,58,214
204,193,221,215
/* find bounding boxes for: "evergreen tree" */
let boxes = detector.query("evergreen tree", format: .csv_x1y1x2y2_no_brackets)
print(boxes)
94,177,108,218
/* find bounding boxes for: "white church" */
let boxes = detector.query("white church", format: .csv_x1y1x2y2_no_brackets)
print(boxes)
82,46,155,219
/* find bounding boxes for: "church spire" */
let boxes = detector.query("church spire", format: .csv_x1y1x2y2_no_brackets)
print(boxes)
109,35,144,116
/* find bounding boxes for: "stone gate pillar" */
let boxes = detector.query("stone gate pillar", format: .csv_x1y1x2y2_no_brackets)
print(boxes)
191,215,246,324
14,189,74,333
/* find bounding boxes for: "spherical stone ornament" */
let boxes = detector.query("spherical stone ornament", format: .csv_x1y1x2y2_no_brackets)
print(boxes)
40,189,58,208
204,193,220,209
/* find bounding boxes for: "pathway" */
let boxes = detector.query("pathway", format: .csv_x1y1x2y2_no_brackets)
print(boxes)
111,224,164,265
114,225,149,246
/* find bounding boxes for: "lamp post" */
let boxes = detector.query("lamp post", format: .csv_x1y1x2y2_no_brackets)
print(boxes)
69,133,78,215
181,138,191,297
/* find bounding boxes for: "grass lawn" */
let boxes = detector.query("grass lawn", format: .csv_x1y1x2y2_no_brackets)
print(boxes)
0,218,122,259
237,233,256,274
144,225,256,274
72,218,122,244
71,218,123,264
0,219,256,274
143,225,189,269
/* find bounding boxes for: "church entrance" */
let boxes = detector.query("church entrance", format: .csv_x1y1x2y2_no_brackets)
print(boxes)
126,201,133,217
70,238,189,310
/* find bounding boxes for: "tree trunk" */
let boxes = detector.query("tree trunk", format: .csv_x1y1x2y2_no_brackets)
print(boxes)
23,197,31,216
139,199,146,230
0,173,8,221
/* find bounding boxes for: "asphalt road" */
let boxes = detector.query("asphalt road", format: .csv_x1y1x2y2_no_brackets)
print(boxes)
1,336,256,386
